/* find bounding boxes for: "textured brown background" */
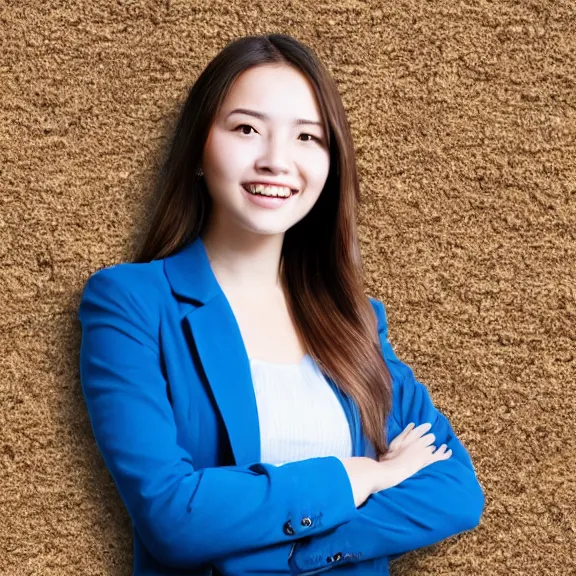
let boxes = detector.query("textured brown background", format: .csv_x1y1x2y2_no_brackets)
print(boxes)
1,0,575,574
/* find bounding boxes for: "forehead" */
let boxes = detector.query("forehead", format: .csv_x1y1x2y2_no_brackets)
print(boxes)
220,64,322,121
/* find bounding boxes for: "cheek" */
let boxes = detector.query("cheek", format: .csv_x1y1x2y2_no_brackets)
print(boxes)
204,131,246,179
304,151,330,190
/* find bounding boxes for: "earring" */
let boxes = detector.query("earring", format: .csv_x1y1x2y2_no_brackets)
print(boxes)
196,168,203,177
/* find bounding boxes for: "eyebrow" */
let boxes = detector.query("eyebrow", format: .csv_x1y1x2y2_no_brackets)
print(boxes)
226,108,323,127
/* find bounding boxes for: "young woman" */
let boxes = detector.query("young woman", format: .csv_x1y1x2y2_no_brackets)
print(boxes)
78,34,484,575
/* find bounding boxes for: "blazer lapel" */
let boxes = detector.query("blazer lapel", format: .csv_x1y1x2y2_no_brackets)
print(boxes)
164,238,261,465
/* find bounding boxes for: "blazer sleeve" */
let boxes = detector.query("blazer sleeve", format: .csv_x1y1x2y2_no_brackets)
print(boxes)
78,267,357,570
288,299,485,575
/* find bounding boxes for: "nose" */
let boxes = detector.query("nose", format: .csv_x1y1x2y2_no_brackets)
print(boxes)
255,134,291,175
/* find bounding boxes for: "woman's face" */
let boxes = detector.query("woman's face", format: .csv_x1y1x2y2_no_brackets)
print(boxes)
201,64,331,239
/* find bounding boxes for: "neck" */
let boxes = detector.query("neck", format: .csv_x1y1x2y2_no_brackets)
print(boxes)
201,227,285,291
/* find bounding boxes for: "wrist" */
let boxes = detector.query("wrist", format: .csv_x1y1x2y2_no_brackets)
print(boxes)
373,458,396,492
363,456,381,494
340,457,379,507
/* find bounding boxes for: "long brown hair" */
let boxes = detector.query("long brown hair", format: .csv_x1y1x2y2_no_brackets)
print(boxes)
135,34,392,456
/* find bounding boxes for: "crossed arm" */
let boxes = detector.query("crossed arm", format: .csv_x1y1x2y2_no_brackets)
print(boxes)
79,269,484,574
285,300,485,574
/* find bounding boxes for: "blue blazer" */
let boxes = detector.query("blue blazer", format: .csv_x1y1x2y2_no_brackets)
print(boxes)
78,237,484,575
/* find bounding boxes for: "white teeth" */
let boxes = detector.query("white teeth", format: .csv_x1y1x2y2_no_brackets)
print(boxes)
245,184,292,198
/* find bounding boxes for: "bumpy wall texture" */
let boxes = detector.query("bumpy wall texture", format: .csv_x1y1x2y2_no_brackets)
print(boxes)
2,1,575,574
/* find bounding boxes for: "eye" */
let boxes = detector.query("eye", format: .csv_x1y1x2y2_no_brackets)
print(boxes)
299,133,322,144
234,124,257,135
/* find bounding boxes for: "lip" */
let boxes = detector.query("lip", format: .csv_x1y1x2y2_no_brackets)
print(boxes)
242,181,299,194
240,184,293,209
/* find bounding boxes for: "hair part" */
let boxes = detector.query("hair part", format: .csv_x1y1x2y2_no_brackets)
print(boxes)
135,34,392,457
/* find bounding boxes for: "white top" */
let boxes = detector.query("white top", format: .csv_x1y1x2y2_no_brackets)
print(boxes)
250,354,353,466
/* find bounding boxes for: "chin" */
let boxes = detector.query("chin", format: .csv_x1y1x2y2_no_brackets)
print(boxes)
242,221,294,237
250,226,291,237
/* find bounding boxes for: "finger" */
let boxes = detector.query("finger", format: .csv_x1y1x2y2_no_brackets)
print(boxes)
417,432,436,447
406,422,432,443
389,422,415,450
432,445,452,460
395,422,415,444
399,422,416,439
421,445,452,468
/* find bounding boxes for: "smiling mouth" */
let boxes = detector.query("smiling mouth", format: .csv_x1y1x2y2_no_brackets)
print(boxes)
242,184,297,198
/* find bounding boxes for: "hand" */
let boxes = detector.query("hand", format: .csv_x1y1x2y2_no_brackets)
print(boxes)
375,422,452,491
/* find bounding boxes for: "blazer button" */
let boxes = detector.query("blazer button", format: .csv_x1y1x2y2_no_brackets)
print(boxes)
333,552,343,562
283,521,295,536
301,517,313,527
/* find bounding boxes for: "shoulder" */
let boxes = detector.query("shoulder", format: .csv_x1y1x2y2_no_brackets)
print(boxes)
368,296,389,337
368,296,413,382
85,260,166,294
79,260,169,320
87,259,164,285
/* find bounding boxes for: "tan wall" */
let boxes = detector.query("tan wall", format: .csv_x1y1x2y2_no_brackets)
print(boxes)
1,1,575,574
